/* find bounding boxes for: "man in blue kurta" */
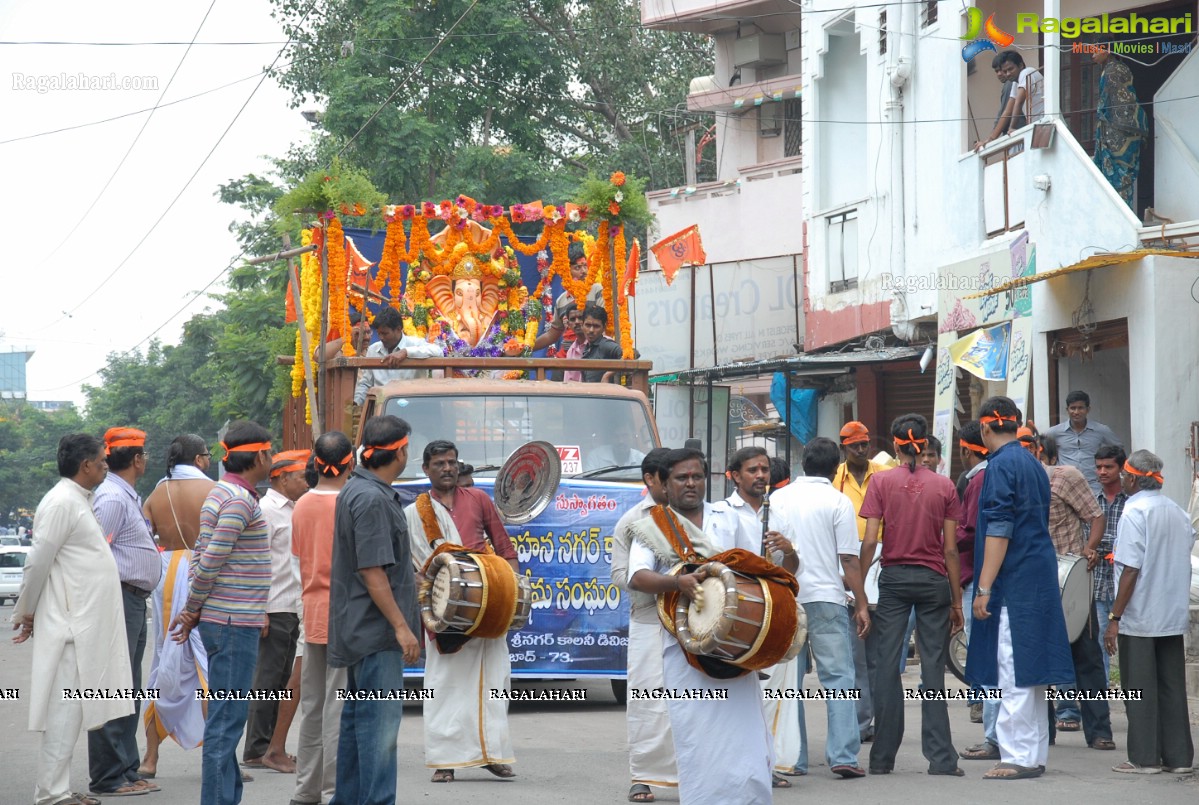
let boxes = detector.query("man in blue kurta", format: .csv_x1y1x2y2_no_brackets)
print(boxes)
966,396,1074,780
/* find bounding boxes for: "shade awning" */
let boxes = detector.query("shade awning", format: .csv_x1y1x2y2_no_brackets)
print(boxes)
964,248,1199,299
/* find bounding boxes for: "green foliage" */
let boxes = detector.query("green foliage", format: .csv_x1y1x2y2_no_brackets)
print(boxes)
0,402,87,524
576,173,652,228
273,156,387,227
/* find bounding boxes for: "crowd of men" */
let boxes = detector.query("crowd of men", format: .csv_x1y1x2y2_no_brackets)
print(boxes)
11,386,1196,805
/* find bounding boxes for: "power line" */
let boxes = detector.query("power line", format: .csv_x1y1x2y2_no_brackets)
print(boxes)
33,0,219,332
47,0,321,327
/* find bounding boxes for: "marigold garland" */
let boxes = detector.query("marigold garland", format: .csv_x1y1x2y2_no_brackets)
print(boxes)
613,225,635,358
595,221,615,336
326,218,354,357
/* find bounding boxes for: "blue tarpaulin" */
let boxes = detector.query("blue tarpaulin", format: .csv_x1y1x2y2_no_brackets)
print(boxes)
770,372,818,444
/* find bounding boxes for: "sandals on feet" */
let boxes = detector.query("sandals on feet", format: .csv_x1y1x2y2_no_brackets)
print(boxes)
984,762,1044,780
1090,738,1117,751
1112,761,1160,774
1055,720,1081,732
960,742,1001,760
482,763,516,779
772,774,792,788
628,783,655,802
431,769,455,783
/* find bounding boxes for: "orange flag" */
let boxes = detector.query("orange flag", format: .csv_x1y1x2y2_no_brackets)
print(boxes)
650,225,707,286
620,238,641,302
285,276,297,324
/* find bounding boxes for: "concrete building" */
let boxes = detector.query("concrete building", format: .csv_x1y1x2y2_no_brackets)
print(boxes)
0,348,33,400
640,0,1199,496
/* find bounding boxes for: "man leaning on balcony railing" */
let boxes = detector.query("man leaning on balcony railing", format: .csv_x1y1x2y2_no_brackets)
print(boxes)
974,51,1044,152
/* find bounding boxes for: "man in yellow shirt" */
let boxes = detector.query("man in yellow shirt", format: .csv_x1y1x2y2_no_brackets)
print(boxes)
833,421,889,743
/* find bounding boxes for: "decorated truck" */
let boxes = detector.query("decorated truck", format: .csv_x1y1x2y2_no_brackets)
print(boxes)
276,178,657,698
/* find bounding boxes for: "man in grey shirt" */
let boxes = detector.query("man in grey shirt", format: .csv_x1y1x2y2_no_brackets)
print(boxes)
1044,390,1122,494
328,414,421,804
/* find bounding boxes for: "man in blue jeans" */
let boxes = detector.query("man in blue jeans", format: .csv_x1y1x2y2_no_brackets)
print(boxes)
327,415,422,805
171,420,275,805
771,437,871,778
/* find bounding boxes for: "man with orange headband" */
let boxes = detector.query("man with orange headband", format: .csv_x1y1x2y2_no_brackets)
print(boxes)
1104,449,1195,775
327,415,421,805
833,421,887,744
170,420,274,805
859,413,964,777
966,397,1073,780
954,420,992,742
243,450,309,774
85,427,163,797
291,432,354,805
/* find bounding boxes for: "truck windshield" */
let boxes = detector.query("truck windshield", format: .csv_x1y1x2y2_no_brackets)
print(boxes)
383,393,657,481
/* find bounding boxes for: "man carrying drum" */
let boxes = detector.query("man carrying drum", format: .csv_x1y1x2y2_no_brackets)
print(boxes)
610,448,675,803
405,440,519,784
627,448,792,805
967,397,1074,780
1037,435,1114,749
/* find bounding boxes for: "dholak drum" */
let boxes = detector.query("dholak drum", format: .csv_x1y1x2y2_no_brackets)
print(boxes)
672,561,805,671
1058,553,1090,643
420,551,532,638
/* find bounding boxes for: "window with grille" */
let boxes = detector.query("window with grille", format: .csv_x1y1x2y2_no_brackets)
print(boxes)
922,0,938,27
783,98,802,158
827,209,859,291
879,10,888,54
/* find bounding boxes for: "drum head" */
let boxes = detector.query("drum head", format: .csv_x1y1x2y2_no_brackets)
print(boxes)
687,577,728,640
1058,554,1090,643
948,630,969,684
495,441,561,525
430,565,453,620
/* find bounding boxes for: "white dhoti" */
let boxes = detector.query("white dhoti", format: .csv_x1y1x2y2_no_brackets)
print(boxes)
423,635,515,768
145,549,209,749
996,608,1049,768
760,656,801,773
627,617,678,786
664,642,773,805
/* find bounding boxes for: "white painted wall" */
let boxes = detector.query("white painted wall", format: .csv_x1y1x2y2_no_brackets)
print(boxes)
1030,255,1199,505
1154,46,1199,223
814,28,867,209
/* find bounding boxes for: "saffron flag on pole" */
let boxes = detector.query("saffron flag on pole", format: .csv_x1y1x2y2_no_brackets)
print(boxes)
948,322,1011,381
620,238,641,302
285,276,297,323
650,225,707,286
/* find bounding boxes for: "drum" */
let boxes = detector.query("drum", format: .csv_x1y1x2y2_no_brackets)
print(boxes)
672,561,805,671
420,551,531,638
1057,553,1090,643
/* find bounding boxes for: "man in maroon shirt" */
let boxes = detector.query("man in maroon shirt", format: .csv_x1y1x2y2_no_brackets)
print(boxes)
415,440,519,783
859,413,964,777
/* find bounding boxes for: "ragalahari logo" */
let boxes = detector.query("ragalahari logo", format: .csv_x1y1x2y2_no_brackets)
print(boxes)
961,8,1015,62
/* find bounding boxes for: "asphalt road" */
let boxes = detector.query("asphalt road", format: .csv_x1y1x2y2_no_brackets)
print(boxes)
2,618,1198,805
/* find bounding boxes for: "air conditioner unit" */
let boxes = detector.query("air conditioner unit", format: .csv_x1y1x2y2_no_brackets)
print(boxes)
759,103,782,138
734,34,787,69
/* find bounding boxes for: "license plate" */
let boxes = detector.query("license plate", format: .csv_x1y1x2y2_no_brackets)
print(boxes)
2,573,20,582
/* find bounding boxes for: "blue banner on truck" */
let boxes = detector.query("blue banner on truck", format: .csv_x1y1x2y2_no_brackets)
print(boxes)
398,478,646,678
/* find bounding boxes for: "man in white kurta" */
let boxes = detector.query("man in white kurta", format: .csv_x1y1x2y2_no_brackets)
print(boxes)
13,434,134,805
609,448,676,802
627,449,779,805
404,440,519,782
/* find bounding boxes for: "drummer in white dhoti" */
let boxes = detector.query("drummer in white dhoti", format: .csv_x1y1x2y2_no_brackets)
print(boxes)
139,435,215,776
405,440,520,784
719,446,804,788
628,448,796,805
610,447,676,803
13,434,134,805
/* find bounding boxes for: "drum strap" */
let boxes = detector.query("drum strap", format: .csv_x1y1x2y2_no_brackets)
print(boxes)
651,505,702,563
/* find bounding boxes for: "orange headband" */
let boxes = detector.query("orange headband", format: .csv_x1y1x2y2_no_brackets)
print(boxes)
959,438,988,456
315,454,352,476
221,441,272,454
773,477,790,489
362,436,409,460
1123,460,1163,484
979,410,1017,426
894,428,926,454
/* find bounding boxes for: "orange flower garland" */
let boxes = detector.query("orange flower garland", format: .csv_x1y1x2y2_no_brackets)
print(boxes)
594,222,615,336
378,220,405,308
613,225,634,358
326,218,354,357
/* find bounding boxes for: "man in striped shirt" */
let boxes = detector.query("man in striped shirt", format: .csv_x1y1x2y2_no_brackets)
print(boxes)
171,421,273,805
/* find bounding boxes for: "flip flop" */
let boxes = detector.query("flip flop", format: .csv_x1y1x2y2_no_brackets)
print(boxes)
241,772,254,782
62,795,101,805
1111,761,1160,774
929,767,965,776
1055,720,1081,732
130,780,160,792
431,769,454,783
984,762,1044,780
135,769,156,780
482,763,516,779
960,742,1001,760
772,774,792,788
88,783,148,797
628,783,654,802
1089,738,1116,750
778,767,807,777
